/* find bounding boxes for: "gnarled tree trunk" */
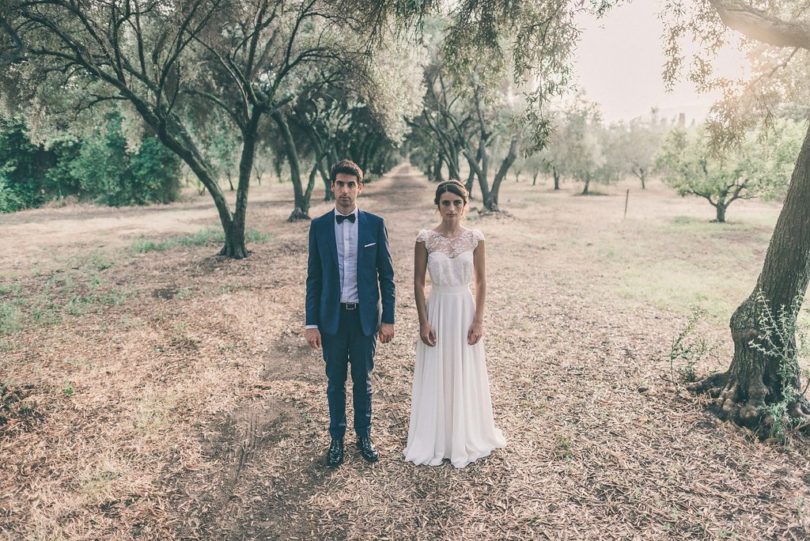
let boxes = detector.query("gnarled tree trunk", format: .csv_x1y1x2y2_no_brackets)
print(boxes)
151,114,249,258
633,166,647,190
465,168,475,197
223,112,261,259
489,136,519,209
715,202,727,223
463,135,497,210
447,152,460,180
464,145,494,210
318,157,334,201
272,111,309,221
434,156,444,181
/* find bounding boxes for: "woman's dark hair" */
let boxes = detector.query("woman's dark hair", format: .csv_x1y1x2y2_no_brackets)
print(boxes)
434,180,468,206
330,159,364,183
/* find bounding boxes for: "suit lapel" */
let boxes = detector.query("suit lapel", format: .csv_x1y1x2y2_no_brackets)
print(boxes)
357,210,368,275
325,210,338,270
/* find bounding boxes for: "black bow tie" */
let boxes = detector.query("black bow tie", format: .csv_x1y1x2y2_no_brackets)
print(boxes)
336,213,356,224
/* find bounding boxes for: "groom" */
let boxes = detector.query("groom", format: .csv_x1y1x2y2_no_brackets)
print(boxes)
305,159,395,468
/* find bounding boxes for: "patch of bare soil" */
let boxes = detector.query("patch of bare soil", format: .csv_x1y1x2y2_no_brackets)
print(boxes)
1,167,809,539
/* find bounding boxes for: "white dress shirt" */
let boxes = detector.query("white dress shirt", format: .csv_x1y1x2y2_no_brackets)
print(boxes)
335,207,359,303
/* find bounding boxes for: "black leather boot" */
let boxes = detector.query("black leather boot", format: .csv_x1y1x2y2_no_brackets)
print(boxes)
326,438,344,468
356,435,379,463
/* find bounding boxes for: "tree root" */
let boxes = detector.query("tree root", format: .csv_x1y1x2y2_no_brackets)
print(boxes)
687,371,727,396
688,371,810,440
790,399,810,431
219,244,249,259
287,208,311,222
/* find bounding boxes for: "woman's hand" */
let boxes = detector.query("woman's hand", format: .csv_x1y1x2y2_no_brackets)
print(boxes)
420,322,437,347
467,320,483,345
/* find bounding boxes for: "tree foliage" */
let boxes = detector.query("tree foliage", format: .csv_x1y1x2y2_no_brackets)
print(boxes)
408,38,535,209
0,112,179,212
662,0,810,147
0,115,58,211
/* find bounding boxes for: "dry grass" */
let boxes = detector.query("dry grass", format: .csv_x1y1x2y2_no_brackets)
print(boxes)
1,167,809,539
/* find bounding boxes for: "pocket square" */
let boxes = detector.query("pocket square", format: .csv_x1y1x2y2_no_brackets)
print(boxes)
364,242,376,248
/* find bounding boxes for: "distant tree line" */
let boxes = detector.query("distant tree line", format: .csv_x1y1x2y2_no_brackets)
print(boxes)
417,90,804,224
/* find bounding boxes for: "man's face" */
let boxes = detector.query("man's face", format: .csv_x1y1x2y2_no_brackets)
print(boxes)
332,172,363,214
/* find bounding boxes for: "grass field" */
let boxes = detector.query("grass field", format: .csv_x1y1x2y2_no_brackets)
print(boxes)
1,166,808,539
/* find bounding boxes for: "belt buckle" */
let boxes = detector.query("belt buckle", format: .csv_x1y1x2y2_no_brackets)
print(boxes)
343,302,358,311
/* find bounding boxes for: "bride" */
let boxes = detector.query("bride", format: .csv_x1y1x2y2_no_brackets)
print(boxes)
404,180,506,468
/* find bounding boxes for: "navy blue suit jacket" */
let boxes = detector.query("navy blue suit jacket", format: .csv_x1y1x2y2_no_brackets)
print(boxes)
306,209,395,337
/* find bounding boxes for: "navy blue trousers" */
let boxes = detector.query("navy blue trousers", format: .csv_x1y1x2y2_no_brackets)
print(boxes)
321,306,376,440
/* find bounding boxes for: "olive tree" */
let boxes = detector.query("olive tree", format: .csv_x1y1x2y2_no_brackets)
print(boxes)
656,122,801,222
663,0,810,435
615,113,667,190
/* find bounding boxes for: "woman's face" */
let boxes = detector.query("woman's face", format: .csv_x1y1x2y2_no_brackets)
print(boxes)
438,191,465,220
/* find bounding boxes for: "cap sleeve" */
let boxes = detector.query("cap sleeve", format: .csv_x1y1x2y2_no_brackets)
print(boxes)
472,229,485,244
416,229,431,243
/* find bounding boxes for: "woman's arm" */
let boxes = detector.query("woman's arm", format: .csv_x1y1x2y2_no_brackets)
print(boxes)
414,241,436,346
469,240,486,345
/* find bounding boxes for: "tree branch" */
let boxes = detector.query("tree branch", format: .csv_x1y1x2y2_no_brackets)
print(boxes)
708,0,810,50
181,89,244,129
727,178,749,203
690,189,718,207
0,14,26,65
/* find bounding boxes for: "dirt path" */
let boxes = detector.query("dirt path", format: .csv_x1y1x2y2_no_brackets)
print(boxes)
1,165,809,539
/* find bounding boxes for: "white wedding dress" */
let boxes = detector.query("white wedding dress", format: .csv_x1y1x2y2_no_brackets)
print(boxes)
404,228,506,468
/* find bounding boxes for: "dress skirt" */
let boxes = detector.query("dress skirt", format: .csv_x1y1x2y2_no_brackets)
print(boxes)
404,285,506,468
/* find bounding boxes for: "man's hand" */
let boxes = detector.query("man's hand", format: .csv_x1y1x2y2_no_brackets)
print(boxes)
378,323,395,344
305,328,322,349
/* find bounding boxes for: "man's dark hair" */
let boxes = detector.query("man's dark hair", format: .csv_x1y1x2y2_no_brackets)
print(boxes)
330,159,364,183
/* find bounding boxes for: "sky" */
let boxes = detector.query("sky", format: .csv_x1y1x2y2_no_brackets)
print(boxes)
573,0,749,123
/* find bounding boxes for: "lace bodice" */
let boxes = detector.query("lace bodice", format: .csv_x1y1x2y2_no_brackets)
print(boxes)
416,228,484,288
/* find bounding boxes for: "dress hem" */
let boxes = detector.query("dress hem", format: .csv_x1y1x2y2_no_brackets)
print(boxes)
403,443,506,469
